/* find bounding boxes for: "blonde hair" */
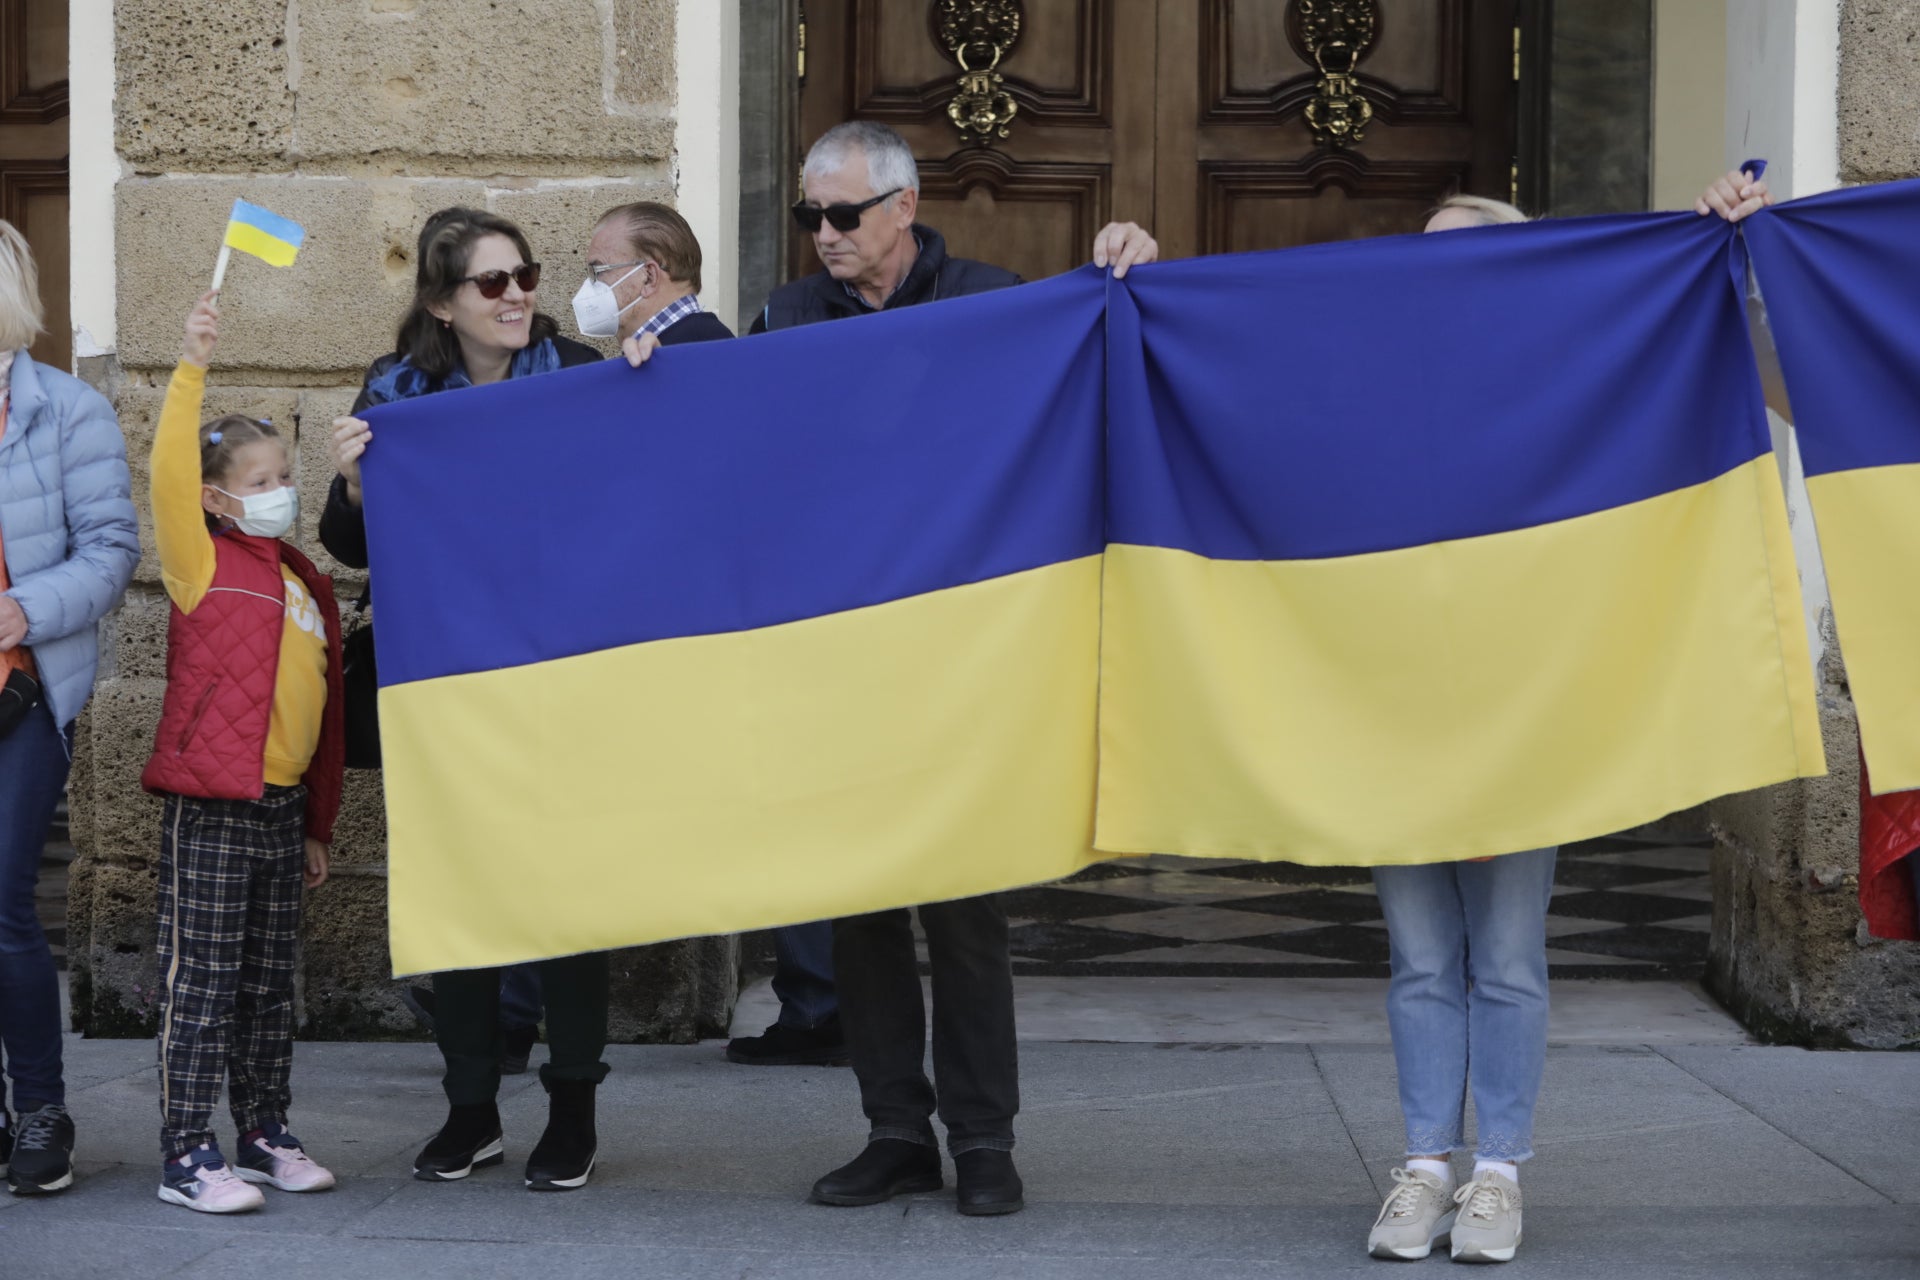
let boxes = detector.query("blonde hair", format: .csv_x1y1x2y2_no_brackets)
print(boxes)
0,220,44,352
1430,195,1529,227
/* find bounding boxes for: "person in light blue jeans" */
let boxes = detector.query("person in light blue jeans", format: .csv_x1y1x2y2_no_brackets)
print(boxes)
1367,845,1556,1261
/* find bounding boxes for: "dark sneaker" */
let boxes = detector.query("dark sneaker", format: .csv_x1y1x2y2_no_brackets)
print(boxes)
7,1104,74,1194
725,1014,849,1066
500,1024,538,1075
524,1080,596,1191
158,1144,264,1214
412,1102,504,1181
235,1121,337,1192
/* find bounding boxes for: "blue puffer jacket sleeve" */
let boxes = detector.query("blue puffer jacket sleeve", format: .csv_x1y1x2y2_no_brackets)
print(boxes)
1,358,139,724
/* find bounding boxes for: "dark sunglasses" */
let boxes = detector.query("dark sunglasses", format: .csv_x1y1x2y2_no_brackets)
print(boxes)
790,189,903,234
458,263,541,299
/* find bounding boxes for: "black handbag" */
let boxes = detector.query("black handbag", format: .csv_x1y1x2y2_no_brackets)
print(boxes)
0,665,42,740
341,601,381,769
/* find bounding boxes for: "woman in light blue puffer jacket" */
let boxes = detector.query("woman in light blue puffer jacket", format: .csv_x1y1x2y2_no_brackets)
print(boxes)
0,220,138,1194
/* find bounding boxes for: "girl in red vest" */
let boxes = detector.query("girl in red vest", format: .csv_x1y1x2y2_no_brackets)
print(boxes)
140,291,344,1214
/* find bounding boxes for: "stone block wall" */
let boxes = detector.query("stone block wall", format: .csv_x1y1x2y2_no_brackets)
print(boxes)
70,0,739,1042
1704,7,1920,1051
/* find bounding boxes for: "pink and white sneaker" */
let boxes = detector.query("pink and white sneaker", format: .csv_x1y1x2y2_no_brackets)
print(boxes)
158,1145,266,1213
234,1122,336,1192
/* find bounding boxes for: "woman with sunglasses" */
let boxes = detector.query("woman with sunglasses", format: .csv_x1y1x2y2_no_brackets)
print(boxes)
320,207,609,1192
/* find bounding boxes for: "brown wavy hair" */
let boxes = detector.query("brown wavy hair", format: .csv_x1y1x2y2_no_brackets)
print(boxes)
394,207,558,378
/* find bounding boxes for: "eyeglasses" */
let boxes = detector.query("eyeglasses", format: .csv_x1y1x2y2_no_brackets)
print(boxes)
458,264,542,299
790,189,903,234
587,260,652,280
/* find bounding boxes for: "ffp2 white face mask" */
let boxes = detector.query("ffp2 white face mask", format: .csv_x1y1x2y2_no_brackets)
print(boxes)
571,264,648,338
213,485,298,540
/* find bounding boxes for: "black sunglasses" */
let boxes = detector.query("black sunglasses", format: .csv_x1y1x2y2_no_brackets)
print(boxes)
458,263,541,299
790,189,903,234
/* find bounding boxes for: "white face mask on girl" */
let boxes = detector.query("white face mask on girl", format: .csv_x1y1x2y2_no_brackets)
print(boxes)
213,485,298,539
570,264,649,338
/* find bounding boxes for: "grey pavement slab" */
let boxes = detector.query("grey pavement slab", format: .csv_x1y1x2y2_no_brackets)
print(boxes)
1658,1043,1920,1202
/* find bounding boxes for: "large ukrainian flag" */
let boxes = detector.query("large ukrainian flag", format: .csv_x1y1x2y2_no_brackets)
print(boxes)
1094,211,1827,864
362,272,1111,974
1743,180,1920,794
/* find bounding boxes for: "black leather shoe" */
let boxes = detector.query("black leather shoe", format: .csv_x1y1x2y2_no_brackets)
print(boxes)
412,1102,503,1181
726,1014,849,1066
525,1080,597,1191
954,1149,1024,1216
808,1139,942,1206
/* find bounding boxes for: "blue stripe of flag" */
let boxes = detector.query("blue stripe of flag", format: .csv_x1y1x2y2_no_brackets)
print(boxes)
228,199,306,249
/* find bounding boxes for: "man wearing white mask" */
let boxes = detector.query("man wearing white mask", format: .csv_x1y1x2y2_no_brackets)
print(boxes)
577,203,734,347
581,201,849,1069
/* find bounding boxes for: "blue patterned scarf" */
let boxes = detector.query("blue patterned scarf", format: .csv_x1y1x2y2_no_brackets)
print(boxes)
363,337,564,406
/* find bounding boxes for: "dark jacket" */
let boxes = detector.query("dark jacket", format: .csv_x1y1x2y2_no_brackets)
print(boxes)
319,335,602,569
656,310,735,345
748,224,1021,333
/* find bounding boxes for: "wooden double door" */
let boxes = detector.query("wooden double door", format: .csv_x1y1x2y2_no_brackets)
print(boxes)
0,0,68,371
796,0,1520,283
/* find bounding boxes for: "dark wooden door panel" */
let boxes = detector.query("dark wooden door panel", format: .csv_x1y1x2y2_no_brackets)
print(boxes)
796,0,1516,277
795,0,1153,283
0,0,69,370
1164,0,1515,258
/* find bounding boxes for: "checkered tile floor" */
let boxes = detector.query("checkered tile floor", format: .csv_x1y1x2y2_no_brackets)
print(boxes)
987,835,1714,980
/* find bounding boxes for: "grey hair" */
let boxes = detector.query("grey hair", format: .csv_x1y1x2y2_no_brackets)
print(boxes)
1430,194,1528,227
803,121,921,197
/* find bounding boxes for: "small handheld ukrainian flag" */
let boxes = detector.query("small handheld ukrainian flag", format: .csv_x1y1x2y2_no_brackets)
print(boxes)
212,199,305,289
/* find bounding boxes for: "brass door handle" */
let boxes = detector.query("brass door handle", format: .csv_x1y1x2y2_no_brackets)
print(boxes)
937,0,1023,147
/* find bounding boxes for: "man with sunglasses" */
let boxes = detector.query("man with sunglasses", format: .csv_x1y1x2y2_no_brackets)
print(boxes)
629,119,1156,1218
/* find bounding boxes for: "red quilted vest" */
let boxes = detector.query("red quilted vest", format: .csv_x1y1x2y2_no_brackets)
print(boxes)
1859,750,1920,942
140,527,345,844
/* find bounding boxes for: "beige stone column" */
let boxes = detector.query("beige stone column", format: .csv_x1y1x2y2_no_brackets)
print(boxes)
69,0,740,1041
1706,3,1920,1048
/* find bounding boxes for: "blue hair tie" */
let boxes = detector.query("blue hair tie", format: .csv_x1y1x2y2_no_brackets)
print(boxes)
207,430,223,443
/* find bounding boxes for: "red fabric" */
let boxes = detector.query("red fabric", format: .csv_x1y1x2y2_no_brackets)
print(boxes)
1858,750,1920,941
141,529,344,844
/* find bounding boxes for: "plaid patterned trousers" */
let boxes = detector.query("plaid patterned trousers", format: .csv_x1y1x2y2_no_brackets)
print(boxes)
155,786,305,1160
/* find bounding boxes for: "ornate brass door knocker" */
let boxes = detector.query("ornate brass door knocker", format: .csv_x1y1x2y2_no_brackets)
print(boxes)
935,0,1023,146
1297,0,1378,148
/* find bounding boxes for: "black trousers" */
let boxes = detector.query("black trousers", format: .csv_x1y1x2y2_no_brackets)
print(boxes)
435,952,610,1104
832,894,1018,1155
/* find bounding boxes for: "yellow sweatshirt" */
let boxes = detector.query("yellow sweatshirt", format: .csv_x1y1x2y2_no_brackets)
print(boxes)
152,362,328,786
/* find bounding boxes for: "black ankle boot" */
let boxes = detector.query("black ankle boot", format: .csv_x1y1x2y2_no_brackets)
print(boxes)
954,1148,1024,1215
525,1079,597,1191
412,1102,503,1182
809,1138,943,1206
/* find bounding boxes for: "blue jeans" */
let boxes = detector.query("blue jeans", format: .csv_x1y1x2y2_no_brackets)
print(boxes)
772,922,837,1030
0,698,72,1114
1372,847,1556,1163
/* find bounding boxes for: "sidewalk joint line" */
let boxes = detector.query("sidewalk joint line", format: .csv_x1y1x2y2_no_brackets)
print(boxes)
1307,1042,1381,1201
1650,1045,1897,1204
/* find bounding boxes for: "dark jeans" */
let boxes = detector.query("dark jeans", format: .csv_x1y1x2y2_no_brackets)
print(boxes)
833,894,1018,1155
436,952,610,1104
0,698,71,1114
772,922,837,1029
498,963,542,1032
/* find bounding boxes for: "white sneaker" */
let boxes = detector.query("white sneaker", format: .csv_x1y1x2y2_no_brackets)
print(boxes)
157,1145,266,1214
1367,1165,1457,1260
1450,1170,1523,1263
234,1122,337,1192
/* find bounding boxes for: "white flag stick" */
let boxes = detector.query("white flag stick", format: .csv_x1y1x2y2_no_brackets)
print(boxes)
211,244,232,293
